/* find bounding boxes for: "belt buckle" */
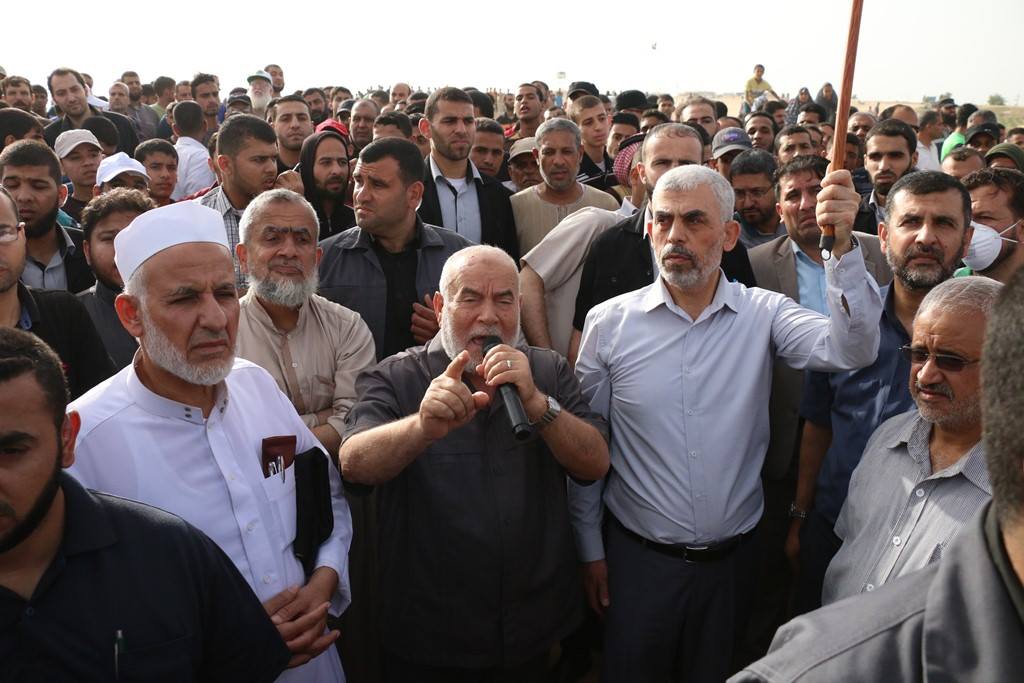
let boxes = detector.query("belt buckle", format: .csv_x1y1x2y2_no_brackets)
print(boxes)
683,544,709,563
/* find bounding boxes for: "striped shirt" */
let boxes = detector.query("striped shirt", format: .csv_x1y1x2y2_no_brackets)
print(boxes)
198,186,246,289
822,409,990,605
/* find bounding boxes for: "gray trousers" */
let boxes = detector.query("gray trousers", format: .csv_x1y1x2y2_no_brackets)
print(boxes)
601,519,759,683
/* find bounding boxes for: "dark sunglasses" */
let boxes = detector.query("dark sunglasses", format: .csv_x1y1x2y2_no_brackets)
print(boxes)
900,345,979,372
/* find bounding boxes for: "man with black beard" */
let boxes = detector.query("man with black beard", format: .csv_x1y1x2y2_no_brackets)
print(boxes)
0,140,93,293
0,186,113,399
790,171,974,615
77,189,156,369
856,119,919,233
0,327,294,681
299,130,355,240
303,88,330,127
236,189,375,457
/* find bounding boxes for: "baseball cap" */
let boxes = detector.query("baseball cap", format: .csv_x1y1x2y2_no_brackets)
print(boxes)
615,90,649,112
54,129,102,159
509,137,538,160
612,112,641,129
567,81,598,98
937,98,956,108
965,123,1001,144
986,142,1024,171
96,152,149,186
711,128,753,159
247,70,272,85
227,94,252,107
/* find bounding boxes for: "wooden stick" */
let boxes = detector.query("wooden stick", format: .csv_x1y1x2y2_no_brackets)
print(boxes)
820,0,865,260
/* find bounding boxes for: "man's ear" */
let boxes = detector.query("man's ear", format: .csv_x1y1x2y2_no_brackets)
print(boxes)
82,239,93,266
115,292,145,338
236,242,249,274
432,291,444,324
59,182,68,205
216,154,230,174
418,117,431,140
61,411,80,468
878,222,890,257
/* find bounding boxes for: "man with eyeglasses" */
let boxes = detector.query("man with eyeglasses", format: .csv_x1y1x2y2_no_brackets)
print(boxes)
819,277,999,606
790,171,975,615
729,149,783,248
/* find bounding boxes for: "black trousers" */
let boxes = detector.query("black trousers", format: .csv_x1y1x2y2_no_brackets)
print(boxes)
791,507,842,616
601,520,759,683
380,651,549,683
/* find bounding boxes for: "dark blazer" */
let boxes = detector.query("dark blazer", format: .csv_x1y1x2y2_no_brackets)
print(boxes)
418,162,520,262
63,225,95,294
748,233,891,479
854,193,881,235
44,108,140,156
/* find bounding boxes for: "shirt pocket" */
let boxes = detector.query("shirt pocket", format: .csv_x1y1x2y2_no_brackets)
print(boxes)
261,463,297,550
118,634,194,682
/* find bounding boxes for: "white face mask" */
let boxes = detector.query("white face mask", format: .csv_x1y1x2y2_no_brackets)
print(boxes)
962,218,1020,271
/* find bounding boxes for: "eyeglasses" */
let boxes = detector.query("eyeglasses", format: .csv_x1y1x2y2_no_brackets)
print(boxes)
900,345,979,372
0,223,24,243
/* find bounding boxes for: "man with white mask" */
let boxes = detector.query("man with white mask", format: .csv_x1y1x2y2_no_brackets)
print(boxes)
66,201,353,682
958,167,1024,282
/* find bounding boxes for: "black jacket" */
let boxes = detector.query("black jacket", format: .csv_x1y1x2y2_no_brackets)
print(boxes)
18,283,116,399
573,209,757,331
34,224,94,294
418,161,520,262
854,194,881,235
44,108,140,156
298,130,356,240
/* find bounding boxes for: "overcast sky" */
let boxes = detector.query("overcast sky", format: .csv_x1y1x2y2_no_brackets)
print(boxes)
5,0,1021,106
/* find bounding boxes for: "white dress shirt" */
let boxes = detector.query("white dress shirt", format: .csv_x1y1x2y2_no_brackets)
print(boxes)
570,244,882,561
916,140,942,172
68,358,352,682
172,135,217,200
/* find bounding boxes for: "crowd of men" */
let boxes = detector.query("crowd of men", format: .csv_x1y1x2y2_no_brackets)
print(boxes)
1,61,1023,682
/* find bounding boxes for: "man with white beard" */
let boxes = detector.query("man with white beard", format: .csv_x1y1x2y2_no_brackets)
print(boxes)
339,245,609,680
66,201,354,682
248,70,275,120
235,189,376,458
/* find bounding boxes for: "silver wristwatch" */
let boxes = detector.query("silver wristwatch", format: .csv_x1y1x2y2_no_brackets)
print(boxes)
533,395,561,429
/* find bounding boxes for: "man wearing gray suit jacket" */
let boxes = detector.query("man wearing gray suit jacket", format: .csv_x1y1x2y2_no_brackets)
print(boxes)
730,268,1024,683
741,155,891,661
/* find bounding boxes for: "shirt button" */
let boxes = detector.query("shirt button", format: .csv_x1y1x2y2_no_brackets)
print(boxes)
916,489,925,498
291,362,298,368
246,521,256,532
893,536,902,546
689,451,697,458
865,583,875,592
262,574,274,584
686,409,695,415
24,607,35,617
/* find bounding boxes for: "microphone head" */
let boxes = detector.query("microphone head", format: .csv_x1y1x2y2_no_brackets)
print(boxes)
482,335,503,354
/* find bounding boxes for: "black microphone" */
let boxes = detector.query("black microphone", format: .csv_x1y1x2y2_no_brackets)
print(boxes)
482,336,533,442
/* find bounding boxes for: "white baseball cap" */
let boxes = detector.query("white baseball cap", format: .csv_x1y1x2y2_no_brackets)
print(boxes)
54,129,102,159
95,152,149,186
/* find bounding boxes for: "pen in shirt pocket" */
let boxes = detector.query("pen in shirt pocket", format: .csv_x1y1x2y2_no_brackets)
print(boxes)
114,629,125,680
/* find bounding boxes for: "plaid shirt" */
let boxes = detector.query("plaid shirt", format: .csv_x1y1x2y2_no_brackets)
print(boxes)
198,187,246,289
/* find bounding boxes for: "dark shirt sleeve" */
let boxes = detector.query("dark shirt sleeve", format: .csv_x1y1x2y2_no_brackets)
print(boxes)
722,241,757,287
68,296,117,398
343,361,407,440
799,370,834,428
191,531,292,682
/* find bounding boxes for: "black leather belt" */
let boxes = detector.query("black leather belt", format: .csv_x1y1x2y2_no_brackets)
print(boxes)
613,516,753,563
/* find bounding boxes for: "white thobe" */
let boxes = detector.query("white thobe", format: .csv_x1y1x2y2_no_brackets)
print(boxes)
68,358,351,682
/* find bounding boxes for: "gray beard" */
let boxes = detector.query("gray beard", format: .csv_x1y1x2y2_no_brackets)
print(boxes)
250,272,318,309
140,306,233,386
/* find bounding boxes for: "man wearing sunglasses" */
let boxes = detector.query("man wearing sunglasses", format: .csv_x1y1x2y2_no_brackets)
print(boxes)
821,276,1001,605
790,171,975,614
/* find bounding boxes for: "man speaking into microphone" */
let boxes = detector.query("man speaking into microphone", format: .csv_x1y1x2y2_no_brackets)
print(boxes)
340,245,609,681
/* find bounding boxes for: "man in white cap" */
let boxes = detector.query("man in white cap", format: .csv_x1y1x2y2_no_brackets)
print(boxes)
249,70,274,120
94,152,149,195
67,201,353,682
54,129,103,223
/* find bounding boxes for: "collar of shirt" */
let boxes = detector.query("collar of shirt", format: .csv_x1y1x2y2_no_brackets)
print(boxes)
429,154,481,185
206,185,243,217
59,472,118,557
126,362,228,425
94,278,121,305
176,136,207,152
879,284,905,336
640,271,739,321
617,196,638,218
868,189,887,223
887,412,991,494
791,237,822,267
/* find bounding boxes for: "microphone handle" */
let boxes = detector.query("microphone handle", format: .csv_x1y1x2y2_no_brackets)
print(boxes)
498,384,533,441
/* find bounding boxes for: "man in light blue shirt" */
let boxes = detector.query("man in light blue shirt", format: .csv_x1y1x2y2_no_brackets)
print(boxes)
571,165,882,683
